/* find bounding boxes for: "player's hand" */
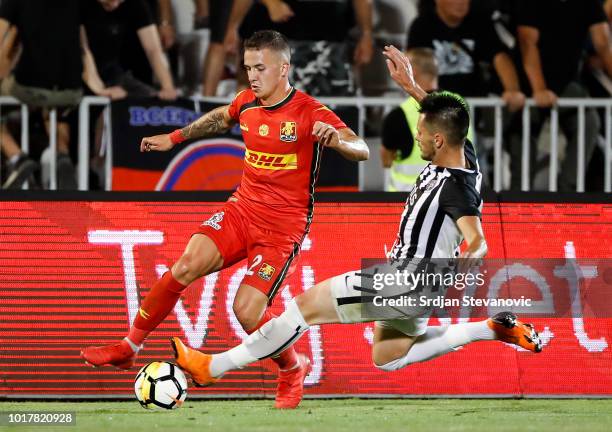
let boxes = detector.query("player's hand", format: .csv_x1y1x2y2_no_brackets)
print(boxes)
312,121,340,149
354,33,374,66
457,251,483,278
533,89,557,108
140,134,174,153
263,0,294,22
158,87,178,101
383,45,418,95
502,90,526,112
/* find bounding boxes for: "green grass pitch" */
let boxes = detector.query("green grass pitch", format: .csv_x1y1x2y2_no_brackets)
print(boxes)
1,399,611,432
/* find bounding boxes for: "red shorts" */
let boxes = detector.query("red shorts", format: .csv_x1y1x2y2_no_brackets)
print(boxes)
196,200,303,303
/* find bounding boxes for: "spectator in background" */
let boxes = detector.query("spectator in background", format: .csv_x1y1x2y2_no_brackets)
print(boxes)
223,0,373,96
157,0,177,51
121,0,177,86
381,48,437,191
407,0,525,109
201,0,234,96
81,0,178,101
381,47,473,191
0,25,38,189
195,0,209,27
0,0,84,189
516,0,612,191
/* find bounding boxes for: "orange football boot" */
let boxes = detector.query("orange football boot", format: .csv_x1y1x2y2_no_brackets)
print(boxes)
487,311,542,353
170,337,219,387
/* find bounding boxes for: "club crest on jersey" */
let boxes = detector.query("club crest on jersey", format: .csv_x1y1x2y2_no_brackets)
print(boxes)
258,263,276,281
280,121,297,142
425,179,437,191
202,211,224,230
259,124,269,136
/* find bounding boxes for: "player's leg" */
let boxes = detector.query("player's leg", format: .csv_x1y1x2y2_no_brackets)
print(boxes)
82,204,245,369
171,276,342,384
172,265,382,388
231,235,333,409
127,233,223,344
231,281,311,409
371,312,543,372
81,233,224,369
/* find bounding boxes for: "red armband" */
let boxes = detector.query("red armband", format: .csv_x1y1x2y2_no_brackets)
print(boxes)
169,129,186,145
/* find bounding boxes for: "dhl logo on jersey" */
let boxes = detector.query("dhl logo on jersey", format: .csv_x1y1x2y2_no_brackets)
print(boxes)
245,149,298,170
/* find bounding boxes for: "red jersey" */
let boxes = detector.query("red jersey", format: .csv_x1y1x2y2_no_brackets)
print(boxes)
227,87,347,238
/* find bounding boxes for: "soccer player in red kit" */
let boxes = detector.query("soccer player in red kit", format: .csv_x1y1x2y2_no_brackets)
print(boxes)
81,30,369,409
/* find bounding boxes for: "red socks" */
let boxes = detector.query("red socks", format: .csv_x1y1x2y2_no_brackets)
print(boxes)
247,309,299,371
127,272,298,371
127,271,186,346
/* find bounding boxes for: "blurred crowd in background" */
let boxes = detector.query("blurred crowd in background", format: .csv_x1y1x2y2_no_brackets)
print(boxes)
0,0,611,192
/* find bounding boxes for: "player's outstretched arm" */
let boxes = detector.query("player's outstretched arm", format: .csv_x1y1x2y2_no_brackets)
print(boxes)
140,105,235,152
383,45,428,103
312,122,369,162
456,216,488,273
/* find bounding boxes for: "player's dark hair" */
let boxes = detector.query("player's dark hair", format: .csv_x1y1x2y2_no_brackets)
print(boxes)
419,91,470,145
244,30,291,62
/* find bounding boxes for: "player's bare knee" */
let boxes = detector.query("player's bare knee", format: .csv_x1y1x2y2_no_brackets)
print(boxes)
372,350,403,371
172,253,204,284
372,343,411,370
374,357,405,372
294,293,314,323
232,299,263,332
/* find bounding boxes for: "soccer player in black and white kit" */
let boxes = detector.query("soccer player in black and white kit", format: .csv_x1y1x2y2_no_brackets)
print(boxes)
170,46,542,390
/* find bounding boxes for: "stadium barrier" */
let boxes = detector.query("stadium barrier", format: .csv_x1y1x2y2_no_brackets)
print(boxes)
0,191,611,399
78,95,612,193
1,95,609,192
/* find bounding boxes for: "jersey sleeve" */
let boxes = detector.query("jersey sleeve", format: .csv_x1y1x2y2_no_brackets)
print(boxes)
516,0,540,28
439,178,482,221
227,90,248,121
128,0,155,31
312,105,347,130
477,18,505,62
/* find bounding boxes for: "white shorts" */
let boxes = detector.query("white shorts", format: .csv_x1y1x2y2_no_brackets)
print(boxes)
330,269,430,337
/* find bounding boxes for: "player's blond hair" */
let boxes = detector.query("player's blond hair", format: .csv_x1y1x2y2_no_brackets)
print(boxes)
244,30,291,63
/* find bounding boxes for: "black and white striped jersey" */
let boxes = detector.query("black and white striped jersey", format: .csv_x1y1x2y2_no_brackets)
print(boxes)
389,140,483,261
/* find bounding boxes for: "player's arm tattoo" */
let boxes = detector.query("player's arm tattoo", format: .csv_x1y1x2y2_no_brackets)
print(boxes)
180,106,235,139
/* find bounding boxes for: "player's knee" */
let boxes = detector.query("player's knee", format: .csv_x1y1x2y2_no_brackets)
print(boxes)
294,293,314,323
373,356,405,372
172,252,204,284
232,299,262,332
372,346,409,371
